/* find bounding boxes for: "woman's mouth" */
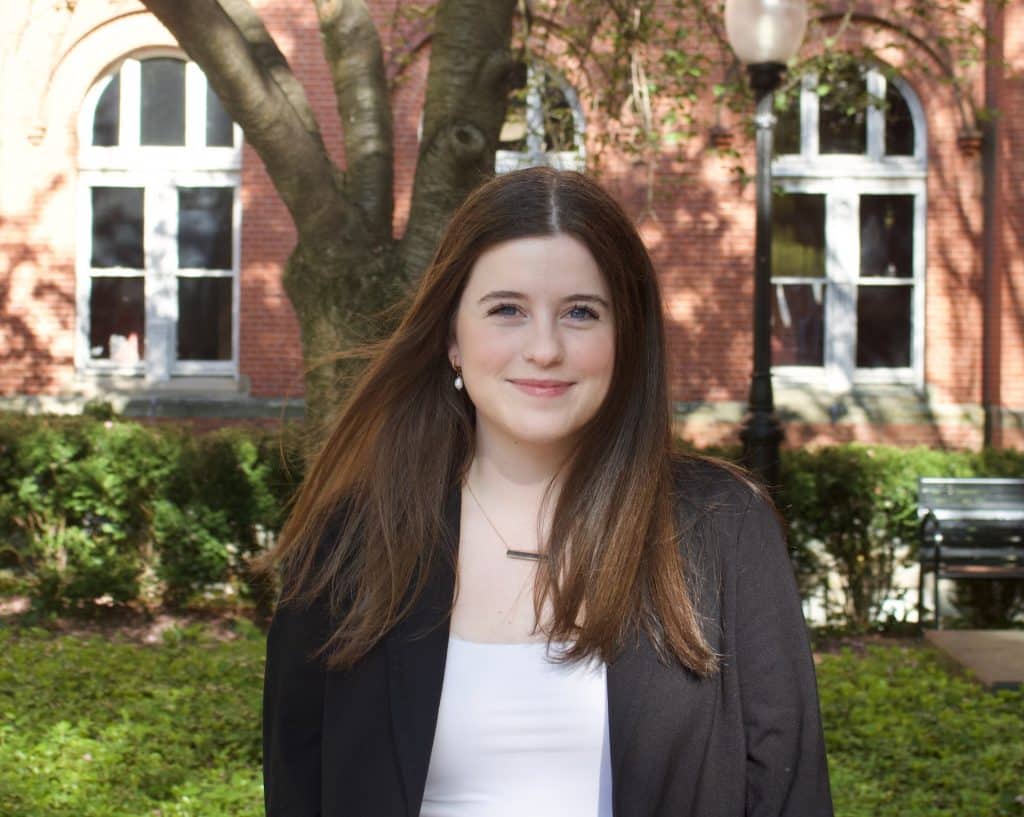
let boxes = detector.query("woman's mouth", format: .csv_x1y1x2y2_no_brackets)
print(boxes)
509,379,574,397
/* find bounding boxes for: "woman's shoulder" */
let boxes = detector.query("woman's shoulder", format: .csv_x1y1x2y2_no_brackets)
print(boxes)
669,452,763,515
668,454,786,574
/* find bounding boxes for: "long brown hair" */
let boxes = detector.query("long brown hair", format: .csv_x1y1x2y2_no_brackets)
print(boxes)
256,167,718,676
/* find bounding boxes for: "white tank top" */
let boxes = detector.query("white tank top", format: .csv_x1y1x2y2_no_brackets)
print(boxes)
419,635,613,817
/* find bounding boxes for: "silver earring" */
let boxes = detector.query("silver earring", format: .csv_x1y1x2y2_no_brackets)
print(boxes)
453,366,464,391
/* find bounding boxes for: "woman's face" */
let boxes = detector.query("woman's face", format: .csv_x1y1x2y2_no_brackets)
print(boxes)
448,234,615,457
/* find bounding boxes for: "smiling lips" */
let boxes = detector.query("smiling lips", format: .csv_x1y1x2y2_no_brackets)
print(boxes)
508,379,574,397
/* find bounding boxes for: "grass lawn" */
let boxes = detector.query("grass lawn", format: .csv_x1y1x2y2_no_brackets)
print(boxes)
0,619,1022,817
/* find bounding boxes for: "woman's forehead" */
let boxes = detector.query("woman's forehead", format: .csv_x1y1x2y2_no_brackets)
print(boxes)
464,235,608,297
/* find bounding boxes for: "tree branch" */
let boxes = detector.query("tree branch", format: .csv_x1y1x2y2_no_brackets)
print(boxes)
400,0,519,279
314,0,394,243
140,0,363,246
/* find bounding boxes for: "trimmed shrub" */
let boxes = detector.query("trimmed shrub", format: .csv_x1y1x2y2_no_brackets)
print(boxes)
0,417,173,611
0,413,302,613
1,410,1021,626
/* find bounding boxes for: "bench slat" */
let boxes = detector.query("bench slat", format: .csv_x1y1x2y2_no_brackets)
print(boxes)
923,509,1024,522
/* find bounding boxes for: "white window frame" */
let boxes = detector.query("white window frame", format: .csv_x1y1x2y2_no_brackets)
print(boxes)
496,63,586,174
76,51,242,382
771,69,927,391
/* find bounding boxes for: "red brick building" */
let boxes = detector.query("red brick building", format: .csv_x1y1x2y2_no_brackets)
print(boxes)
2,0,1022,448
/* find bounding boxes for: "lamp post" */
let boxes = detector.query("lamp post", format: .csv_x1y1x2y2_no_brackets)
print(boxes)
725,0,808,489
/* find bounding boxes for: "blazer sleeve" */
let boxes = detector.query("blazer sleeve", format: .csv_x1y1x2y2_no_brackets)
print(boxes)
734,490,834,817
262,586,331,817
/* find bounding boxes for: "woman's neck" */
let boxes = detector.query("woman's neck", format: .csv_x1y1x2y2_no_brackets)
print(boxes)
467,433,569,500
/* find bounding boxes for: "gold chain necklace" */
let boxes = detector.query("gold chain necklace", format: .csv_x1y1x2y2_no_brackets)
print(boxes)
464,480,548,562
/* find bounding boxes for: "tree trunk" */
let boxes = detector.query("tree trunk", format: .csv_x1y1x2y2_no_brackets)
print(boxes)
140,0,519,446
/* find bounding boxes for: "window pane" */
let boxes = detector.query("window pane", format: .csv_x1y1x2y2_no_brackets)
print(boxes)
140,58,185,146
89,277,145,362
884,81,914,156
540,76,574,152
856,285,911,367
206,82,234,147
178,187,233,269
773,96,800,156
772,193,825,278
819,65,867,154
177,277,232,361
91,187,144,269
772,283,825,366
499,86,528,151
860,195,914,278
92,72,120,147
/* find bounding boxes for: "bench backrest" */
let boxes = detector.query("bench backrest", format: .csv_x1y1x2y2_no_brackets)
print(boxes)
918,478,1024,522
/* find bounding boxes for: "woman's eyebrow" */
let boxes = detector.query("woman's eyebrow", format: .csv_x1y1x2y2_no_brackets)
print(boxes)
477,291,610,307
477,290,525,304
563,293,610,307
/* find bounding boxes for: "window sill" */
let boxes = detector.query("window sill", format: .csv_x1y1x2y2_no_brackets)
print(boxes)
3,374,304,421
673,383,984,429
773,382,980,427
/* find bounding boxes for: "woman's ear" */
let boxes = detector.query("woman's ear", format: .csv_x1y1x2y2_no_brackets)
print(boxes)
447,337,460,370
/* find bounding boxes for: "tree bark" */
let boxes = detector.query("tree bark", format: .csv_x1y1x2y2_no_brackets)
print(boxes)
314,0,394,244
401,0,520,277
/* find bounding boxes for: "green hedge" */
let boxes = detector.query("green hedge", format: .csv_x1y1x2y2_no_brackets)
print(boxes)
0,414,303,614
1,412,1022,625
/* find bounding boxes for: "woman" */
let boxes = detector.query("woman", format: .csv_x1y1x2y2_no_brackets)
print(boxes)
260,167,833,817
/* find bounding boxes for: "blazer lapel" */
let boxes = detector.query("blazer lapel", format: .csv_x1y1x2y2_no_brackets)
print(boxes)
384,485,460,817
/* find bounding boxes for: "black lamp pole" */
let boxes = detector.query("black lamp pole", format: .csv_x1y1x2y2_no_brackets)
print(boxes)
739,62,786,490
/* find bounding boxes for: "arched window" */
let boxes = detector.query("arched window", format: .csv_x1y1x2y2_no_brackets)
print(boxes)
496,63,585,174
769,64,926,389
77,54,241,380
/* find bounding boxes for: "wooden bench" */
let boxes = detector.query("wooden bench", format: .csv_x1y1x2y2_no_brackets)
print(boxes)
918,477,1024,628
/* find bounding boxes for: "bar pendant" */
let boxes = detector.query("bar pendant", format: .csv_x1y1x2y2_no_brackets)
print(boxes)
506,549,547,561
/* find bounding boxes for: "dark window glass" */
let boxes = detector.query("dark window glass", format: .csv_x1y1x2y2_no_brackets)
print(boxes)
498,68,575,154
772,283,825,366
819,65,867,154
177,277,232,360
540,77,574,152
856,285,912,367
773,96,800,156
772,193,826,278
92,72,120,147
206,82,234,147
884,81,914,156
178,187,233,269
140,58,186,146
499,93,527,152
91,187,144,268
860,195,914,278
89,276,145,361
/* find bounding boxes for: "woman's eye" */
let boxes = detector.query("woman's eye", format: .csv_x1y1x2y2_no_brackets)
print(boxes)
567,304,599,320
487,303,521,317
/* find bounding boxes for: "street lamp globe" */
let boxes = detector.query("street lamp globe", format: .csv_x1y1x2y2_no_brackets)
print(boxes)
724,0,808,67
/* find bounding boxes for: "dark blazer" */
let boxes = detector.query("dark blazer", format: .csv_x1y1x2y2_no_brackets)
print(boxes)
263,460,834,817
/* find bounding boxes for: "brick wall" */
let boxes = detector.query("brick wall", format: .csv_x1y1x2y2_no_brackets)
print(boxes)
1,0,1020,448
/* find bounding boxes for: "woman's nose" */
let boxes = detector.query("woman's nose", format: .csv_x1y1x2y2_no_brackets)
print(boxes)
522,321,564,366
